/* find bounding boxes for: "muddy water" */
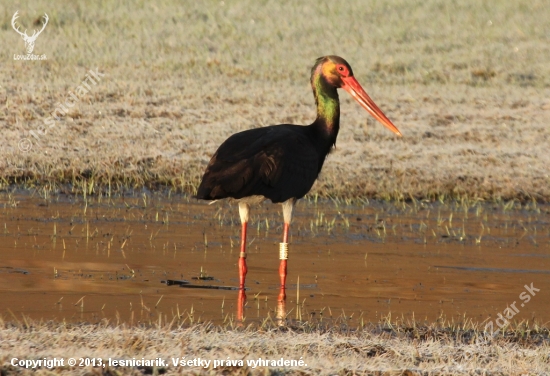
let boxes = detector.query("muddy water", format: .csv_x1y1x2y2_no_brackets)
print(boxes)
0,192,548,326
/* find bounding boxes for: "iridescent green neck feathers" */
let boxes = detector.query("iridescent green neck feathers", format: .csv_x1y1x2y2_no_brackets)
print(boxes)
310,63,340,138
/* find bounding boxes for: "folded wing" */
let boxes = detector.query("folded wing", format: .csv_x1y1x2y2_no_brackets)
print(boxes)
196,125,319,203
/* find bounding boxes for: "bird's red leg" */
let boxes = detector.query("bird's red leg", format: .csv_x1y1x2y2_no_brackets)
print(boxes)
278,223,289,302
278,199,295,302
279,223,289,283
239,221,248,290
238,202,250,291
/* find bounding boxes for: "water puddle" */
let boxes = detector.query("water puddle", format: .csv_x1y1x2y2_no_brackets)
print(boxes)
0,192,548,326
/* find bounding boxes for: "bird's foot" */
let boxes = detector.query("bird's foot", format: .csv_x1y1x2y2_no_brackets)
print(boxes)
277,287,286,302
276,295,287,326
237,289,247,321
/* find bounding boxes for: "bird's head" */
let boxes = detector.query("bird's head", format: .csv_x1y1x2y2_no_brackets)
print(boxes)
313,55,402,136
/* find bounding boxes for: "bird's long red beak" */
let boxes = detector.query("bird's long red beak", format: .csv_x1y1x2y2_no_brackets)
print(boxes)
341,76,402,136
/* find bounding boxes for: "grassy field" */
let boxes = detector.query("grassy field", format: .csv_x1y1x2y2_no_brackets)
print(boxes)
1,0,550,201
1,316,549,375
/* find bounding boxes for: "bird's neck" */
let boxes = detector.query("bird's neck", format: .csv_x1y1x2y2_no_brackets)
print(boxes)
311,73,340,143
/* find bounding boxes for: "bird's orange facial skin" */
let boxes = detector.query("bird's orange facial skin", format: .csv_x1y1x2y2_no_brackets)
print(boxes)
321,61,351,87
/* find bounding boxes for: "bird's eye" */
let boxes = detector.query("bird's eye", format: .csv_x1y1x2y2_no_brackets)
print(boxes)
336,64,348,76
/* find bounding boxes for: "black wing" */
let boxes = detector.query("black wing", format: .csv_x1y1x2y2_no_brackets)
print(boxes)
196,125,319,203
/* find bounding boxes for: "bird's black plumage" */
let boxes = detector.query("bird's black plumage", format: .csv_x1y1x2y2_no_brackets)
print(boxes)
196,122,334,203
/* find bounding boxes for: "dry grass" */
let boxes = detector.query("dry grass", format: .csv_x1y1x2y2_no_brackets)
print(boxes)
1,0,550,201
1,2,550,373
1,315,549,375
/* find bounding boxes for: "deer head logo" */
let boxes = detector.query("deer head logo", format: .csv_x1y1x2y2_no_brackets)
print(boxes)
11,11,49,54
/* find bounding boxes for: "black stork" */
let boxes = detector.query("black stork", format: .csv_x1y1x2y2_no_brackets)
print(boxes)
196,55,401,299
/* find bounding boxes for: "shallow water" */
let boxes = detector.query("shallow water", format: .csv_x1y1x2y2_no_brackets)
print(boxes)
1,192,548,327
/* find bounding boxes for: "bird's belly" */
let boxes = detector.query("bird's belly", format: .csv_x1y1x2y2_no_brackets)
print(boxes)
230,195,267,205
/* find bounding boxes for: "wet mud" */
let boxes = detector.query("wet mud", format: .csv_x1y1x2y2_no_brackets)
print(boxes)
1,193,548,326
